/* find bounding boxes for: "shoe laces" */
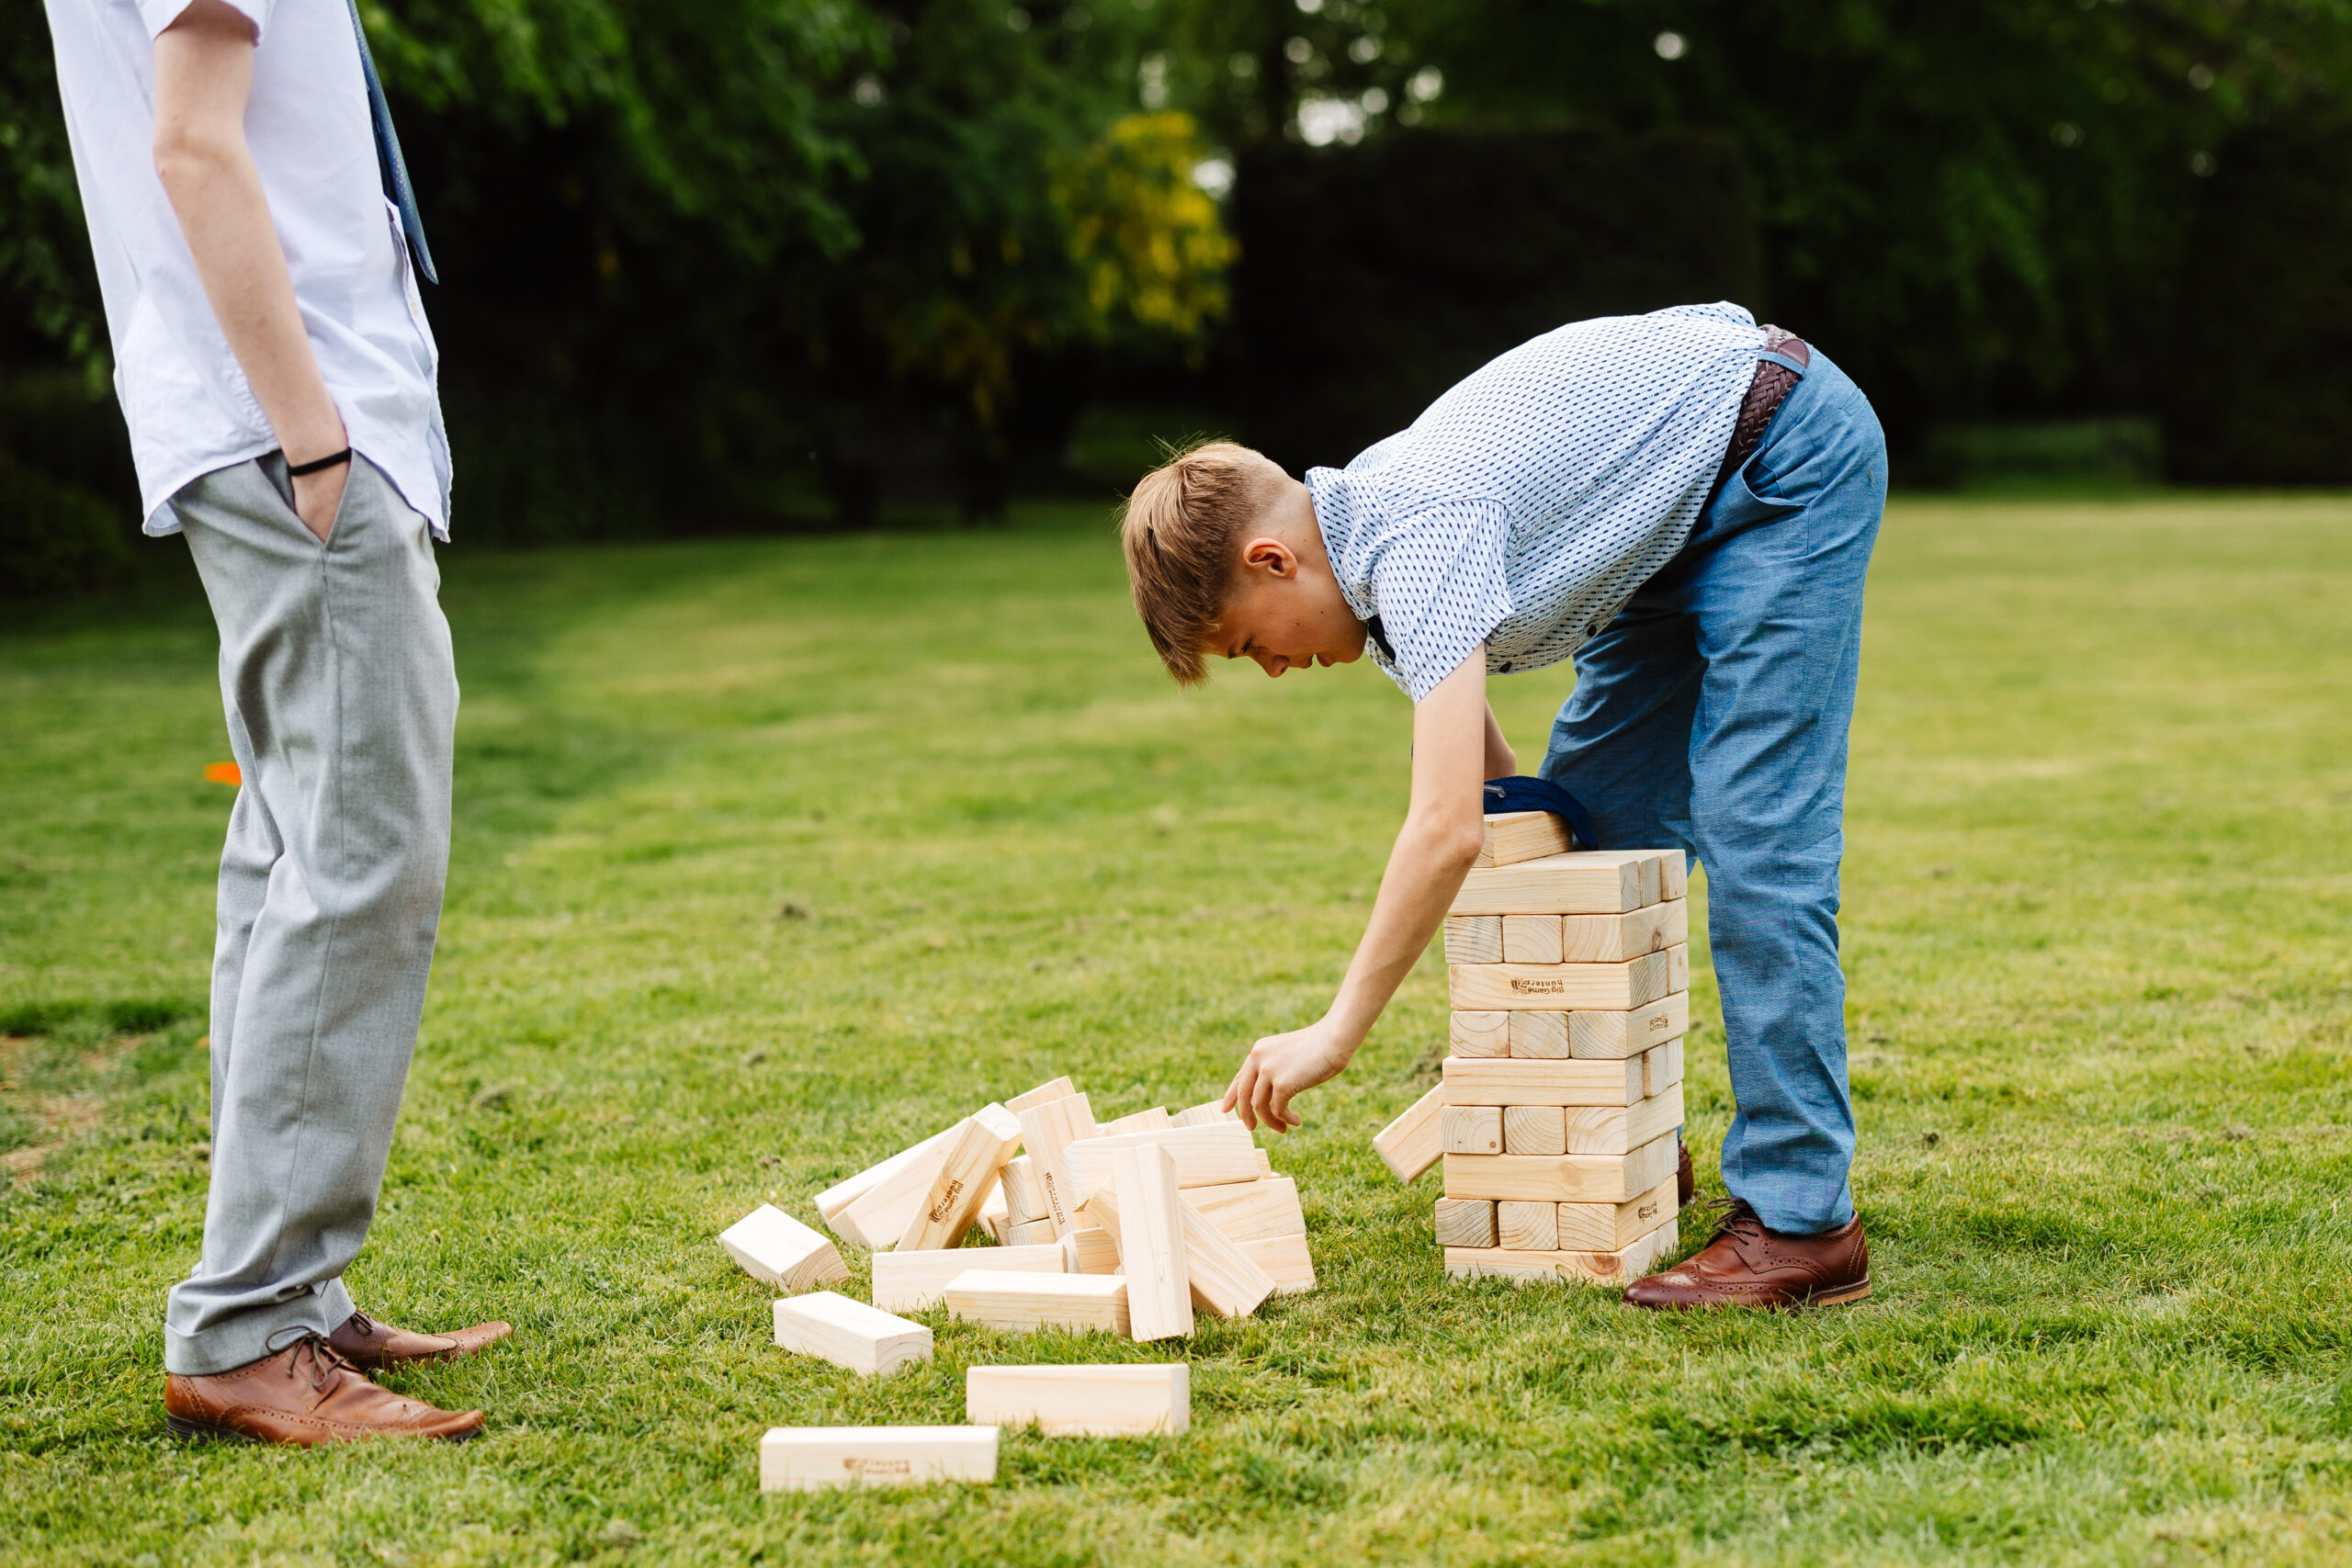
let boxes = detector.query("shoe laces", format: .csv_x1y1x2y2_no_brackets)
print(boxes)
1690,1195,1764,1248
264,1328,358,1395
345,1310,381,1340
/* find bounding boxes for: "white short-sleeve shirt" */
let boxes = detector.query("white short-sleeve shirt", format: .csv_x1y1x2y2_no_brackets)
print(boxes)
1306,303,1762,701
43,0,451,536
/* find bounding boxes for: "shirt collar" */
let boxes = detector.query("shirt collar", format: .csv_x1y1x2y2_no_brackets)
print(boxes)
1306,466,1382,626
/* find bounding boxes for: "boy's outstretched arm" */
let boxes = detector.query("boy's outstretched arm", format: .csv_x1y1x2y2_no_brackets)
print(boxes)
1225,648,1492,1131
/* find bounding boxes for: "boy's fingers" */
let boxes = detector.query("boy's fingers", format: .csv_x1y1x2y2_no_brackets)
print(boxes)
1228,1064,1260,1130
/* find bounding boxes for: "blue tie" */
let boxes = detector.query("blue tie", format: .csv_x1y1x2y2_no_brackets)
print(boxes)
342,0,436,285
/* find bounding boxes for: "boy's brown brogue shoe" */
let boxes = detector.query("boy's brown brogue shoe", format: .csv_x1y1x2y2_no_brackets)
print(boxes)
330,1308,512,1370
164,1334,484,1446
1623,1198,1870,1311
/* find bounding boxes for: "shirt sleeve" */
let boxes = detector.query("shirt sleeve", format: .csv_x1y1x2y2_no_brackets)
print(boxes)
1365,498,1514,703
142,0,274,42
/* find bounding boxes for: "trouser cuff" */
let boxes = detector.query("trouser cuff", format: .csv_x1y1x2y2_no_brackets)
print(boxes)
162,1277,358,1376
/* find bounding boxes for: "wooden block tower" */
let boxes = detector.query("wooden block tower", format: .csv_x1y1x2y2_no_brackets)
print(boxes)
1422,812,1692,1283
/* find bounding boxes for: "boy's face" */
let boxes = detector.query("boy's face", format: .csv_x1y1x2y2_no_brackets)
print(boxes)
1208,479,1367,679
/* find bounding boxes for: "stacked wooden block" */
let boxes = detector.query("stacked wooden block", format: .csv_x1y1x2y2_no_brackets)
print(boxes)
1374,811,1692,1284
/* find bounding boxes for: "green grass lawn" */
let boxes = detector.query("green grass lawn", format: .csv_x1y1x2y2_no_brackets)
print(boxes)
4,491,2350,1566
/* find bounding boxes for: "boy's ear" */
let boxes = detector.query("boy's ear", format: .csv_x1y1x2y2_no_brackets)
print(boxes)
1238,536,1299,580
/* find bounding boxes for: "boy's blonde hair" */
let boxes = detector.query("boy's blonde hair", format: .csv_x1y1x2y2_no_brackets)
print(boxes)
1118,439,1283,685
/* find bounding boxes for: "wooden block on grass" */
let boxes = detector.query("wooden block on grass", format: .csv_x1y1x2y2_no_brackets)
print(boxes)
1061,1225,1121,1275
1007,1216,1057,1246
720,1204,851,1292
1501,914,1564,964
1442,914,1504,964
1015,1092,1099,1237
1004,1077,1078,1113
1106,1144,1193,1339
897,1104,1023,1253
1442,1055,1645,1108
1502,1104,1566,1156
1000,1156,1047,1226
1476,810,1574,867
1067,1122,1260,1200
1453,852,1648,916
1441,1132,1679,1203
1508,1011,1568,1059
966,1365,1190,1437
1172,1099,1239,1128
773,1292,933,1375
813,1072,1069,1233
1570,995,1690,1058
1433,1196,1497,1248
1558,1085,1685,1156
1444,1214,1679,1285
819,1124,960,1247
1451,1010,1510,1058
759,1426,996,1491
1498,1199,1558,1252
1557,1178,1679,1252
1449,951,1679,1011
1099,1106,1174,1136
1560,900,1688,963
1441,1104,1502,1156
872,1243,1065,1314
1372,1082,1446,1183
1235,1232,1316,1293
944,1270,1131,1336
1178,1201,1276,1317
1182,1175,1306,1241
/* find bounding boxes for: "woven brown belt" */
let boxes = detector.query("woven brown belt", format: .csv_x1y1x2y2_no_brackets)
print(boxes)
1711,325,1810,496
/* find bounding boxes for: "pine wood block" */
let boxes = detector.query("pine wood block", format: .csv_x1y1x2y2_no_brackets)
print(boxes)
1667,942,1690,994
1476,810,1574,867
813,1073,1068,1229
1569,995,1691,1058
1502,1104,1566,1156
1178,1199,1276,1317
720,1204,852,1292
1501,914,1564,964
1007,1217,1057,1246
1254,1147,1274,1178
1560,900,1689,963
1444,1214,1679,1284
1450,1010,1510,1058
1067,1122,1261,1201
1498,1199,1558,1251
1442,1055,1645,1108
1641,848,1689,901
1005,1076,1079,1113
1443,914,1504,964
773,1292,933,1375
1441,1104,1502,1156
1182,1175,1306,1241
1441,1131,1679,1202
1106,1144,1193,1339
1000,1156,1047,1226
897,1104,1023,1253
1508,1011,1569,1059
1433,1196,1497,1248
759,1426,996,1491
1099,1106,1174,1136
1236,1232,1317,1293
1453,852,1647,916
1372,1082,1446,1182
983,1212,1012,1246
966,1364,1190,1437
1642,1043,1668,1098
1172,1099,1240,1128
1449,951,1679,1011
872,1242,1065,1313
1558,1084,1685,1156
944,1269,1131,1336
1557,1177,1680,1252
1060,1225,1121,1275
1015,1091,1100,1238
819,1125,960,1247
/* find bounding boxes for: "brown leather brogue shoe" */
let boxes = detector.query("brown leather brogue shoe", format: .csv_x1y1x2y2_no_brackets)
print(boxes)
164,1334,484,1445
330,1308,512,1370
1623,1197,1870,1311
1677,1139,1694,1207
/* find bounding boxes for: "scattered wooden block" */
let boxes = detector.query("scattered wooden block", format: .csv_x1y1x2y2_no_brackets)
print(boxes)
1441,1104,1502,1156
1442,1055,1645,1108
1449,951,1679,1012
1559,900,1689,963
1060,1224,1121,1275
1004,1076,1079,1113
1498,1199,1558,1252
1508,1010,1569,1059
1452,852,1648,916
1440,1132,1679,1203
1066,1122,1260,1200
897,1104,1024,1253
1450,1010,1510,1058
944,1269,1131,1336
872,1242,1066,1313
1476,810,1573,867
1502,1104,1566,1156
813,1073,1070,1236
1015,1091,1099,1238
1372,1082,1446,1183
1177,1201,1276,1317
1556,1177,1679,1252
1007,1217,1057,1246
1569,995,1690,1058
720,1204,852,1292
1558,1084,1685,1155
1235,1232,1317,1293
1442,914,1504,964
1000,1156,1047,1226
1106,1145,1193,1340
1433,1196,1497,1248
1172,1099,1239,1128
759,1426,997,1491
1253,1147,1274,1178
818,1124,960,1247
1098,1106,1174,1136
1501,914,1564,964
773,1292,933,1375
1443,1214,1679,1284
1182,1175,1305,1241
983,1212,1012,1246
966,1364,1191,1437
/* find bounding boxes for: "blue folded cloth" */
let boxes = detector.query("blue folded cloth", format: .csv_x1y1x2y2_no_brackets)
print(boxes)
1480,775,1598,855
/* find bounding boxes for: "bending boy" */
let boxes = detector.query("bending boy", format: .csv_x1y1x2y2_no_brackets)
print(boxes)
1121,304,1883,1309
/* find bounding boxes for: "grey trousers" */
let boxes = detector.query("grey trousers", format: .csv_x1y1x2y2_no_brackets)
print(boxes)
163,454,457,1376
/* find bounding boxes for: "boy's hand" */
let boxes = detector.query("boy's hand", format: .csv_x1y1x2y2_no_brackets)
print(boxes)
1223,1018,1357,1133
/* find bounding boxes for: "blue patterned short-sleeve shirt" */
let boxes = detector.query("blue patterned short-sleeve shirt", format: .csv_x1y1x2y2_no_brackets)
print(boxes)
1308,302,1763,702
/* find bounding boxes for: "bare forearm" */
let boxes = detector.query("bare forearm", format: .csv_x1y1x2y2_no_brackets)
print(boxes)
1483,702,1518,779
1325,812,1478,1043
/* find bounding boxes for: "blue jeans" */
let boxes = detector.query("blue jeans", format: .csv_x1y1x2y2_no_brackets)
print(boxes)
1538,347,1885,1235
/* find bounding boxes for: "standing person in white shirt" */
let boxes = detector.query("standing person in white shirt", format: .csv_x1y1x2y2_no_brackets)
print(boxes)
43,0,507,1443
